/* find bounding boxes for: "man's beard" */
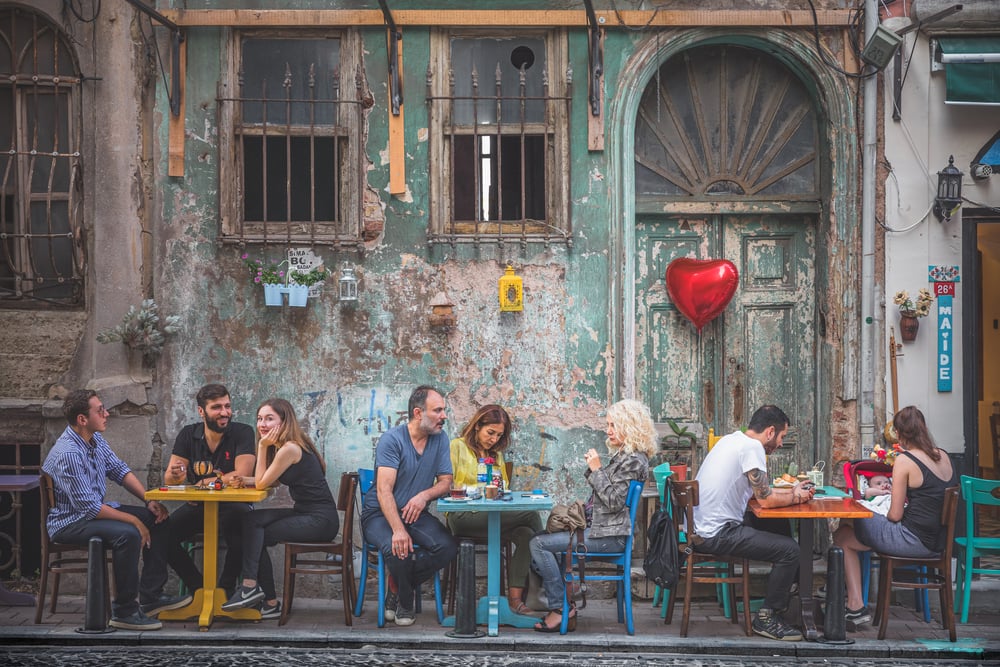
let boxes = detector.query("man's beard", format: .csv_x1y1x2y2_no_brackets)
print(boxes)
205,417,229,434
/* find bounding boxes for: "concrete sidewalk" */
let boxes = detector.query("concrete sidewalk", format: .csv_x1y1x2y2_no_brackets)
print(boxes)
3,589,998,661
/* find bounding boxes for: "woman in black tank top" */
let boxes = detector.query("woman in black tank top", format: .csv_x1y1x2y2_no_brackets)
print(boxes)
832,406,956,625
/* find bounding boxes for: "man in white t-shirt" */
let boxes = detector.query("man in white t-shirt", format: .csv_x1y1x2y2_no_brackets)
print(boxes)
692,405,816,641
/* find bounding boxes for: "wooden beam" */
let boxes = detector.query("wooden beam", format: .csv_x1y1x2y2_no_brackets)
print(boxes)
167,38,186,177
158,9,854,28
388,29,405,195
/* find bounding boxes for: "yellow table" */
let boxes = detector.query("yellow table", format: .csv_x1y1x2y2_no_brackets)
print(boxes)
145,486,267,630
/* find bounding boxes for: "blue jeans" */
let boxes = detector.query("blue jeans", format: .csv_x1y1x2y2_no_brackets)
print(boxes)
361,511,457,611
529,529,626,612
52,505,169,618
241,504,339,599
694,520,799,612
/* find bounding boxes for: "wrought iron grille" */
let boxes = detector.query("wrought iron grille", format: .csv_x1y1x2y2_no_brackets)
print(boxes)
219,36,365,248
427,36,572,246
0,8,84,307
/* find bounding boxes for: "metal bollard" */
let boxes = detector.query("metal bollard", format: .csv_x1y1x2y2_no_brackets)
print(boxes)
76,537,114,634
820,546,851,644
446,539,484,638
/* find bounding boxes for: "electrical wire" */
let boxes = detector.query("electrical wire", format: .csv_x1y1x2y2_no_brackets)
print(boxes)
64,0,101,24
806,0,879,81
962,197,1000,215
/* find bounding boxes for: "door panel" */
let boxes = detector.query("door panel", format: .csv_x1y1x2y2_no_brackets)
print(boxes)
635,214,815,476
722,216,815,476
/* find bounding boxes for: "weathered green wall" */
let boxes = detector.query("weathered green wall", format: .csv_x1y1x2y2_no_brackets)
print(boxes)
152,3,652,499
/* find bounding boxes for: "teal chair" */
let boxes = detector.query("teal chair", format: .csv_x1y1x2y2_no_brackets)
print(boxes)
954,475,1000,623
560,480,644,635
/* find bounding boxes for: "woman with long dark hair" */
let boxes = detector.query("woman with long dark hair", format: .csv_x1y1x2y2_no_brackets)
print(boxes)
221,398,339,618
447,404,543,616
833,405,956,627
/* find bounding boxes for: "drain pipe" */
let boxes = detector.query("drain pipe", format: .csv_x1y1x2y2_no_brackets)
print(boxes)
859,0,879,453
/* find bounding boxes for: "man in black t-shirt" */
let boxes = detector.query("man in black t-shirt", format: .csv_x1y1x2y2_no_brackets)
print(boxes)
161,384,271,600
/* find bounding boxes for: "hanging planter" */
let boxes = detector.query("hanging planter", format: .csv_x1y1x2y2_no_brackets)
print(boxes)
263,283,283,307
899,313,920,342
286,284,309,307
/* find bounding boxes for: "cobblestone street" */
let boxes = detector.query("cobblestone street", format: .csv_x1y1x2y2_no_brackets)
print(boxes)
0,647,982,667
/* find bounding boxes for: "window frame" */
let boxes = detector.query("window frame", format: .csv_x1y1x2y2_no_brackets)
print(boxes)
427,28,571,244
218,28,365,247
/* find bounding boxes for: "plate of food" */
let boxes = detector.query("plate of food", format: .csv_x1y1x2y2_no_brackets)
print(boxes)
772,473,798,488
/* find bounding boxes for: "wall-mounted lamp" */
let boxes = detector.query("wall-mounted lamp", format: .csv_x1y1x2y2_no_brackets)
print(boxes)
339,267,358,302
933,155,963,222
428,291,456,327
498,264,523,312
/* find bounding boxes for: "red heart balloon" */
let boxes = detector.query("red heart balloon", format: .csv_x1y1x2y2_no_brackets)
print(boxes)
665,258,739,332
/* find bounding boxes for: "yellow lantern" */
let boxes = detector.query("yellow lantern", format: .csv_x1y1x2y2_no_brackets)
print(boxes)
498,264,523,312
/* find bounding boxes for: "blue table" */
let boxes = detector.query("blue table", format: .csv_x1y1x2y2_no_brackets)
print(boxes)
438,493,552,636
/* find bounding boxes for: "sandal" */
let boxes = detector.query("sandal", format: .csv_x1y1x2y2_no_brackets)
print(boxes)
510,599,536,616
533,608,576,633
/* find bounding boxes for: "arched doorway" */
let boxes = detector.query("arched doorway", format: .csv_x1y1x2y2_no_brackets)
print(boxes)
630,42,823,476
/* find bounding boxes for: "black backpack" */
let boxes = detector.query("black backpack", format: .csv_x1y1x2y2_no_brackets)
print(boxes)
643,479,681,588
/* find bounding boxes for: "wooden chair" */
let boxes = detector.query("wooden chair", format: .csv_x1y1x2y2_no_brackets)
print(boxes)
873,485,959,641
987,415,1000,480
35,472,113,624
353,468,443,627
954,475,1000,623
279,471,358,626
557,480,644,634
664,479,752,637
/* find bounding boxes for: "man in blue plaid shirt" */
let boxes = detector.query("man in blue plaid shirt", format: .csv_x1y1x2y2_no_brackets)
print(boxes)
42,389,190,630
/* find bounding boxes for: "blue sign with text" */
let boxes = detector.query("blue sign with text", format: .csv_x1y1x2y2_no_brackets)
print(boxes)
937,294,954,392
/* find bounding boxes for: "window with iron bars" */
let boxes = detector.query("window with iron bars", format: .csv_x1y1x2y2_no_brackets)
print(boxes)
0,8,84,307
427,31,572,245
218,31,365,247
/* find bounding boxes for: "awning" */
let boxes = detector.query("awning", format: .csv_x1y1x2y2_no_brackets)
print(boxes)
937,37,1000,106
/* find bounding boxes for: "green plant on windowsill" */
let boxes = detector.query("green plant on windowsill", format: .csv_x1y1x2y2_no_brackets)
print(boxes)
96,299,180,363
288,266,330,287
244,253,287,285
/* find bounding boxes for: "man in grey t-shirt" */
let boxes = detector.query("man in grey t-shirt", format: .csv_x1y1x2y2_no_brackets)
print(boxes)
361,385,457,625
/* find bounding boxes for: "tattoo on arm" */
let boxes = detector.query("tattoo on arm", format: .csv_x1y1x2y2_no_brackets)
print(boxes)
747,469,772,500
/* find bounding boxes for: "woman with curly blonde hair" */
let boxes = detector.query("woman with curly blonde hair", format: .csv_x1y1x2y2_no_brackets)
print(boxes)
528,399,653,632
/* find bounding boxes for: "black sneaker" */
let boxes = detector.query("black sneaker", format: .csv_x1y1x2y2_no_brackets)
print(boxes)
258,601,281,620
140,593,192,616
221,583,265,611
846,606,872,625
394,604,415,626
752,609,803,641
383,590,398,622
109,610,162,631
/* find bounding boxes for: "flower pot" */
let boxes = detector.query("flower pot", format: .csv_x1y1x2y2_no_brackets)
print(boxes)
287,284,309,307
899,313,919,342
263,283,283,307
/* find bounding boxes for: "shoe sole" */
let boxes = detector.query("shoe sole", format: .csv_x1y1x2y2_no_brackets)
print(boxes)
394,614,415,626
142,595,193,616
221,590,265,611
753,626,803,641
846,614,872,626
109,618,162,631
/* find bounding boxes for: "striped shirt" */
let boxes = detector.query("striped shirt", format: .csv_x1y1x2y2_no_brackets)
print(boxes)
42,426,131,537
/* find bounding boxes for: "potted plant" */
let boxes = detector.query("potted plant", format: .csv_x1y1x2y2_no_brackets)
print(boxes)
96,299,180,365
244,253,288,306
892,288,932,341
659,419,697,481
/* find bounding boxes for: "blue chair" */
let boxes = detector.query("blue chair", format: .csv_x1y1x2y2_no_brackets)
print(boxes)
353,468,443,627
954,475,1000,623
559,479,644,635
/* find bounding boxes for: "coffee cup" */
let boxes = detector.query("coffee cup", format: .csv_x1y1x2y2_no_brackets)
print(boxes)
484,485,498,500
450,486,467,499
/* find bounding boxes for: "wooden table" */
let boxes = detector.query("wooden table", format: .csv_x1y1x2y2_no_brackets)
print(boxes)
0,475,40,606
749,486,872,641
439,493,553,636
145,486,267,630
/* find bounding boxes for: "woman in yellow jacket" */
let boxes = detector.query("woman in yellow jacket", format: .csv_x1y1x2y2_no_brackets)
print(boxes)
448,404,543,616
